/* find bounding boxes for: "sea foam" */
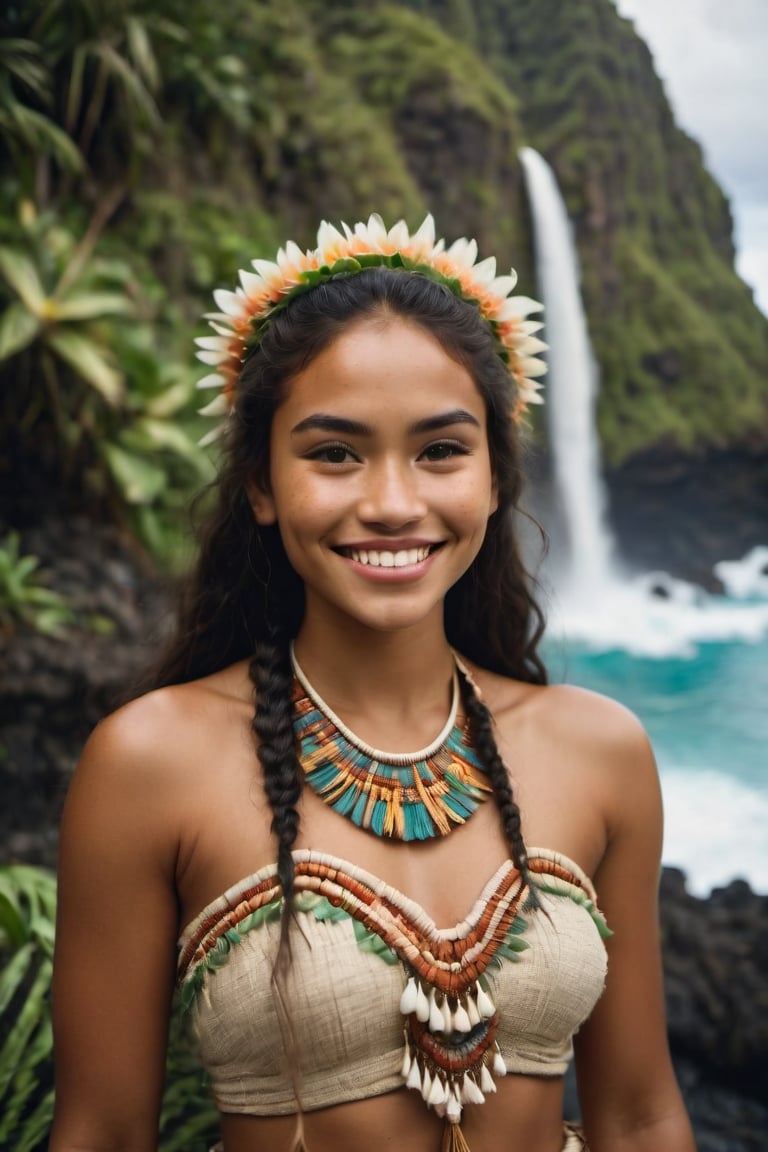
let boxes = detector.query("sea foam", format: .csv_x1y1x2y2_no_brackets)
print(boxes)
547,573,768,659
661,768,768,896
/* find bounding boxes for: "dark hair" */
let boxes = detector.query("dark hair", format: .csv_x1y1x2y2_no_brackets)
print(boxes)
150,267,547,950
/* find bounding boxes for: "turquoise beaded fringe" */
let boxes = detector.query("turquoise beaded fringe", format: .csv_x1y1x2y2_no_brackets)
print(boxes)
291,677,491,841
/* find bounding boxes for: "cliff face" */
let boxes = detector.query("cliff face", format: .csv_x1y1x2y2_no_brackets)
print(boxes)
399,0,768,467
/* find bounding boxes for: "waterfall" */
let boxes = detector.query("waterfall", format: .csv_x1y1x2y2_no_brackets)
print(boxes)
519,146,616,603
518,147,768,656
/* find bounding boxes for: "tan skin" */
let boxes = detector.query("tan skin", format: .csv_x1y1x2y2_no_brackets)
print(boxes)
51,317,696,1152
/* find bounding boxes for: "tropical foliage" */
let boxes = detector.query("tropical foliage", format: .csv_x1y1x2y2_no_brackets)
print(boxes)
0,866,219,1152
0,866,56,1152
0,531,73,635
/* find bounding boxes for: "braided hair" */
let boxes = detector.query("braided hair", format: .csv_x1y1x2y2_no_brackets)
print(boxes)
147,266,548,946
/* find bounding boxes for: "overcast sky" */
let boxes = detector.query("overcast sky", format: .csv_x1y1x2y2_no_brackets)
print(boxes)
613,0,768,315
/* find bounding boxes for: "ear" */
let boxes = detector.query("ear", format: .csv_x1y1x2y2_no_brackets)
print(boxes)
245,475,277,526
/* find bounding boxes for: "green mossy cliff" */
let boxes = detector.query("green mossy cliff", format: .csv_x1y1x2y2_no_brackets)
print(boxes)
6,0,766,472
400,0,768,464
161,0,767,467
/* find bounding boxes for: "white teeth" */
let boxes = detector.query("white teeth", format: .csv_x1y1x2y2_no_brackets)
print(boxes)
347,546,431,567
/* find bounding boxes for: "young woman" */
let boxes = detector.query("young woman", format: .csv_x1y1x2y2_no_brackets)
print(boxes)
50,215,695,1152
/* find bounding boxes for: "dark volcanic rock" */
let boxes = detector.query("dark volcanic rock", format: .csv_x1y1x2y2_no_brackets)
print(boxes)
660,868,768,1100
660,869,768,1151
606,447,768,587
0,517,172,867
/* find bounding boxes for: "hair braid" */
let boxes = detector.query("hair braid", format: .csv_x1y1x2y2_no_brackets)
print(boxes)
249,626,303,957
456,666,542,909
249,627,307,1139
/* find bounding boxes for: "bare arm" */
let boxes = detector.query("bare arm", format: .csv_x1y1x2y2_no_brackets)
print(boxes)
575,710,696,1152
50,699,183,1152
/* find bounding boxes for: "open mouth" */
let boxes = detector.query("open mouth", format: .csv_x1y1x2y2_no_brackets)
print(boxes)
335,544,443,569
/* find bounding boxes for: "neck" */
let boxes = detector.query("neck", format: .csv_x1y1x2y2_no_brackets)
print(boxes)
292,615,456,751
295,618,453,699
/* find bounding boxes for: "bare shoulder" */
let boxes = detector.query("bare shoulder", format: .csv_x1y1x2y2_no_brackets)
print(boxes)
471,662,652,764
465,661,661,859
62,662,255,871
76,661,253,789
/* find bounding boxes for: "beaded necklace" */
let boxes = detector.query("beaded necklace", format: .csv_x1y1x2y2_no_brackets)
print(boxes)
290,646,491,841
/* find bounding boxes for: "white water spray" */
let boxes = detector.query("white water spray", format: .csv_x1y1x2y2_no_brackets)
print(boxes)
519,146,768,656
519,146,615,602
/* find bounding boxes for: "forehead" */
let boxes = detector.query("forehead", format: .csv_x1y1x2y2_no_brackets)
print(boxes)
277,315,485,422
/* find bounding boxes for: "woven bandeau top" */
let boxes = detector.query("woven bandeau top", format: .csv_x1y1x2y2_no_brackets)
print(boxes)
177,848,610,1116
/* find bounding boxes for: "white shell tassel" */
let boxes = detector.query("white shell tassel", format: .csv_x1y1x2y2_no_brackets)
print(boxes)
446,1087,463,1123
461,1075,485,1105
429,993,445,1033
441,998,453,1033
476,984,495,1020
453,1002,472,1033
428,1075,448,1108
480,1063,496,1093
401,1046,412,1078
421,1067,433,1101
466,994,481,1026
493,1049,507,1076
400,976,418,1016
406,1059,422,1090
416,982,430,1022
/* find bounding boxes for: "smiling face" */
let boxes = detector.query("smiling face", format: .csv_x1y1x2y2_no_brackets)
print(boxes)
248,314,498,643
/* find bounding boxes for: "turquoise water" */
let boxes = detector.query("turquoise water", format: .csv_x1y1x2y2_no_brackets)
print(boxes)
545,633,768,894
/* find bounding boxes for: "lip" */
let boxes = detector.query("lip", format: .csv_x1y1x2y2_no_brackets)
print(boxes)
332,541,445,581
334,539,443,551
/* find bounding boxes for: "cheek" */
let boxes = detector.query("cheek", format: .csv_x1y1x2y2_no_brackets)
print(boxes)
448,475,496,523
271,478,338,540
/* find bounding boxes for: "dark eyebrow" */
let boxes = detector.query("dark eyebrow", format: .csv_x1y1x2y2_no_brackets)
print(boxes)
409,409,481,434
291,414,371,436
291,409,480,436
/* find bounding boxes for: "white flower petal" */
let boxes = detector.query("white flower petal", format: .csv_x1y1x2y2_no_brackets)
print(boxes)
446,237,477,268
281,240,305,265
489,273,518,298
251,257,281,281
212,288,245,317
195,335,230,352
518,336,548,355
196,349,227,365
317,220,347,252
196,372,226,391
496,295,544,321
471,255,497,284
207,320,234,336
413,213,436,249
365,213,387,245
518,320,544,336
198,393,231,417
239,269,267,296
388,219,410,249
518,356,547,377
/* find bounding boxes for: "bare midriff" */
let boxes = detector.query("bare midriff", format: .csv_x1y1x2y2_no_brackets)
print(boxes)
219,1075,566,1152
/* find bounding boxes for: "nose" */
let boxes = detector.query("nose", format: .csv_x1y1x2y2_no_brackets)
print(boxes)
357,457,427,528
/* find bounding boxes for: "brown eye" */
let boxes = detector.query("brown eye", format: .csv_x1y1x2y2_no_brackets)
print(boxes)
307,442,358,464
421,441,469,462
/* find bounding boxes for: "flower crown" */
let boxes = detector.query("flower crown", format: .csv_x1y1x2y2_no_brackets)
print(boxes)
195,213,546,445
